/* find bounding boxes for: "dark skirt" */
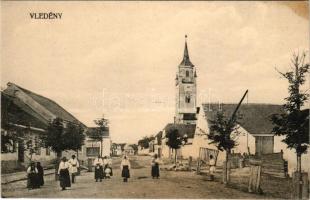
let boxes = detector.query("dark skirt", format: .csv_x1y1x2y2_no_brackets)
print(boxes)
151,164,160,178
94,166,104,179
122,165,130,178
27,173,39,189
37,167,44,186
37,173,44,186
59,169,71,188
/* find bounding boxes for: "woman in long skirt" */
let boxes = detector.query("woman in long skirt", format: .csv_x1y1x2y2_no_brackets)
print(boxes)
93,156,104,182
121,156,131,182
151,154,160,179
27,162,39,189
58,157,71,190
36,162,44,187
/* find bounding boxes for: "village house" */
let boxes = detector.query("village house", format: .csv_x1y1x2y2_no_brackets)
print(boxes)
194,103,310,175
1,82,86,173
111,143,123,156
1,82,113,172
75,127,110,161
123,144,135,156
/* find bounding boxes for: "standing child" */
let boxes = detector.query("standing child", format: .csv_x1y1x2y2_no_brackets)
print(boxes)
209,155,216,181
120,156,131,182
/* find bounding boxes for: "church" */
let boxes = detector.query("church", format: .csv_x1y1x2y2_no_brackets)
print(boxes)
155,37,306,177
174,35,198,125
156,36,200,159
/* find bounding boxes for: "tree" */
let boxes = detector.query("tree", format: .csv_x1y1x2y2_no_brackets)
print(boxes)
138,136,150,149
166,129,184,166
271,52,309,198
138,136,155,149
42,117,85,179
131,144,138,155
64,123,85,158
208,111,240,184
87,117,109,157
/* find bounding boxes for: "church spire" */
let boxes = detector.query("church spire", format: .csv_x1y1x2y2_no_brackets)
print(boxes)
180,35,194,67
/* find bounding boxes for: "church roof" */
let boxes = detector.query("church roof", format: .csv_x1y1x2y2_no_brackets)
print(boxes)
179,36,194,67
202,103,285,135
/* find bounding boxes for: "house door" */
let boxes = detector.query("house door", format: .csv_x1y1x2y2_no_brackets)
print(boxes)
18,140,24,162
255,136,274,156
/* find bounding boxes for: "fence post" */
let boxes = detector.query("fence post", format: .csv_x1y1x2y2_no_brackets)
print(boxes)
292,171,309,199
189,156,192,171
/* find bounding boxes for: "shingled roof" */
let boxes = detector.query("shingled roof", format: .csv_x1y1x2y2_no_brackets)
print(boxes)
179,37,194,67
2,82,86,127
163,123,196,138
202,103,285,135
1,92,47,129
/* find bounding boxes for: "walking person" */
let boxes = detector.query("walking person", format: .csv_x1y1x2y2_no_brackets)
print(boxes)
93,155,104,182
36,162,44,187
209,155,216,181
26,162,39,190
58,157,71,191
120,155,131,182
151,154,160,179
68,155,79,183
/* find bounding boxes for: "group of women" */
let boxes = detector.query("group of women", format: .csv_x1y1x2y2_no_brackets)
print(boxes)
26,162,44,190
96,154,161,183
93,155,113,182
27,154,162,191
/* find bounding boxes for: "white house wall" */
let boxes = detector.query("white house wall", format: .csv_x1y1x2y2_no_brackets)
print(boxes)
102,138,111,157
274,135,310,175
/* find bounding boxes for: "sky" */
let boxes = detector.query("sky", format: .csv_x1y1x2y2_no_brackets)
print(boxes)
1,1,309,143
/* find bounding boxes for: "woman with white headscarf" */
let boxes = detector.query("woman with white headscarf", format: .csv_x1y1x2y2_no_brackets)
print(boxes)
120,155,131,182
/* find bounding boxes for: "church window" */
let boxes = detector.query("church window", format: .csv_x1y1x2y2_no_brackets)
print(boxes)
186,71,189,77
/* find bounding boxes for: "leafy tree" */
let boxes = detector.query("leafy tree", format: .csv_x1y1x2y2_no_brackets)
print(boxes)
271,52,309,197
138,136,155,149
138,136,150,149
166,129,183,166
43,118,64,158
87,117,109,157
131,144,138,155
42,117,85,179
208,111,240,184
64,123,85,157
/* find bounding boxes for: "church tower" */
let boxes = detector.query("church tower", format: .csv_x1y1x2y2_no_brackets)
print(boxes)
175,35,197,125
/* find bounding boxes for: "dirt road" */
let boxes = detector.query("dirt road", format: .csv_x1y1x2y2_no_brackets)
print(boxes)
2,156,263,198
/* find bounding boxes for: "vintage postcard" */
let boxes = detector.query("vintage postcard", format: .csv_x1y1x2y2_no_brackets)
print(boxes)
1,1,309,199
